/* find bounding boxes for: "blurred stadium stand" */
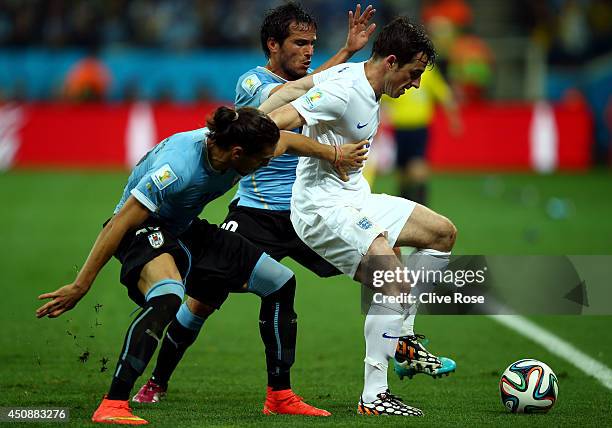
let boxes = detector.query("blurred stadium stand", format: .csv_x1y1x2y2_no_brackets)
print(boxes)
0,0,610,167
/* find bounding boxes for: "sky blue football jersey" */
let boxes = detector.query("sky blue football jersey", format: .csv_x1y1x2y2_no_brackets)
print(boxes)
115,128,241,235
234,66,298,211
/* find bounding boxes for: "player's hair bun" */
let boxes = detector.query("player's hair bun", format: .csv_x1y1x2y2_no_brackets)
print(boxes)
206,106,279,155
209,106,239,133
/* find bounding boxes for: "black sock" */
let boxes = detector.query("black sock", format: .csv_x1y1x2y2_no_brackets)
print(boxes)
151,319,202,389
108,293,182,400
259,276,297,391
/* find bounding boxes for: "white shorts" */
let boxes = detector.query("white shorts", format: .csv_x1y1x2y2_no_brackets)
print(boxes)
290,193,416,278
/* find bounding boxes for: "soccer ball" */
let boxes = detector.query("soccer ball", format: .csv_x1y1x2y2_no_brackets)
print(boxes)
499,359,559,413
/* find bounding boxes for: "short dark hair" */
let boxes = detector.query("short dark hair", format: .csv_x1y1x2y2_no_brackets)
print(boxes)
207,106,280,155
372,17,436,68
260,1,317,59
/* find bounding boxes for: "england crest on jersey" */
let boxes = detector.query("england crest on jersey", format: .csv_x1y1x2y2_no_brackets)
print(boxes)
148,231,164,248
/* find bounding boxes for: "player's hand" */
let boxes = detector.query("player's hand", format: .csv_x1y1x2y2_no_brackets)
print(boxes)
340,139,369,169
333,140,368,181
36,283,88,318
344,4,376,54
334,164,350,182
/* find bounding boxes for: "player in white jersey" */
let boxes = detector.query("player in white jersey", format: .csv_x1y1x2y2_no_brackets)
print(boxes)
261,17,457,416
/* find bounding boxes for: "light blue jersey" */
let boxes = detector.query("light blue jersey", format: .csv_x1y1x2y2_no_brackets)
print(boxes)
115,128,241,235
234,66,297,211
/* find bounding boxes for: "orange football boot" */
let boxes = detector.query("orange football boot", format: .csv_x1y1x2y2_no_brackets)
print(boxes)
263,387,331,416
92,396,148,425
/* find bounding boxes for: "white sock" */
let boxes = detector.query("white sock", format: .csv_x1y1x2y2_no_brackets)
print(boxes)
400,307,417,337
362,302,403,402
400,249,451,337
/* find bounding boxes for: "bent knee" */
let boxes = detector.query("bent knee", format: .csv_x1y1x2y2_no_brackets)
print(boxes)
186,297,216,319
434,217,457,252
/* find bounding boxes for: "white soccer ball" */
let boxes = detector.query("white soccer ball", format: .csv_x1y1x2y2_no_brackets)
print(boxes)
499,359,559,413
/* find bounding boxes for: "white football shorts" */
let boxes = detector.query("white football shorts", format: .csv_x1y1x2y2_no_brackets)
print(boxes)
290,193,417,278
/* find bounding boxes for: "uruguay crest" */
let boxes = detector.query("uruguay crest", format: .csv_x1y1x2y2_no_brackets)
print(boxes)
148,231,164,248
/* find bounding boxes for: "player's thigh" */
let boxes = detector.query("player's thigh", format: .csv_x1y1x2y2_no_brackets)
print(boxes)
290,237,341,278
137,253,182,295
395,204,457,251
221,202,291,261
114,220,191,306
186,223,268,308
354,235,400,286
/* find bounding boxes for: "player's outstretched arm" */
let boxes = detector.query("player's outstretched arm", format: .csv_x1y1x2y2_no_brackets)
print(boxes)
259,75,315,114
268,103,306,130
36,197,150,319
275,131,368,181
314,4,376,74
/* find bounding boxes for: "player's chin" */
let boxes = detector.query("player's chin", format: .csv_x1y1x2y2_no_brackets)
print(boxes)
237,166,256,176
395,87,408,98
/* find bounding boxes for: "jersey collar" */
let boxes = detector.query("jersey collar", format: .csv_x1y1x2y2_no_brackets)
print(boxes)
257,66,288,83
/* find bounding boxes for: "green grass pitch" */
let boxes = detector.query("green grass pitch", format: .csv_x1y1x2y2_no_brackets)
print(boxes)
1,170,611,427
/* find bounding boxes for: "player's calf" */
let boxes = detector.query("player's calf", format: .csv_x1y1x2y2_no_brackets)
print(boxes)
109,284,183,402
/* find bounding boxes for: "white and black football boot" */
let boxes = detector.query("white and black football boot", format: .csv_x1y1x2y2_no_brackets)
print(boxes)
395,333,442,373
358,390,423,417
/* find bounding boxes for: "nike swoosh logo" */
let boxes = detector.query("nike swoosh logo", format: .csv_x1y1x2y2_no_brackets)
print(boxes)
382,333,402,339
357,122,369,129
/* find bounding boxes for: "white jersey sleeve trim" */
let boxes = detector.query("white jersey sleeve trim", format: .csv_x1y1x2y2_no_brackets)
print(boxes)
290,100,318,126
260,83,283,103
130,188,159,213
290,80,350,126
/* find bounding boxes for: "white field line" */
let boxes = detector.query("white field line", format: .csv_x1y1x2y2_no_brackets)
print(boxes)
489,315,612,391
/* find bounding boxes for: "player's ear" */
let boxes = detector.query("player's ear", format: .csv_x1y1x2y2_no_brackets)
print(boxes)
385,55,397,70
267,37,280,54
231,145,244,161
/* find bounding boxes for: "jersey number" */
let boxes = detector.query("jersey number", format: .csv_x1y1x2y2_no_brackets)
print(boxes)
221,220,238,233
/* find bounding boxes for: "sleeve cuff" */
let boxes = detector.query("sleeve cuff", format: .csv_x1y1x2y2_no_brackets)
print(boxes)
261,83,282,102
130,188,159,213
290,100,317,127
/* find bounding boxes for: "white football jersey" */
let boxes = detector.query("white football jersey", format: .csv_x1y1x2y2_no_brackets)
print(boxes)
290,62,380,221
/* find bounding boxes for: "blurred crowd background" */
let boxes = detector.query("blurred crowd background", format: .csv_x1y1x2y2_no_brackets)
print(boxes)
0,0,611,163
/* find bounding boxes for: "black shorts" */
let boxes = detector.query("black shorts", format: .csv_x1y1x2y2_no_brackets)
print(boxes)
221,200,340,277
112,217,264,308
395,127,429,166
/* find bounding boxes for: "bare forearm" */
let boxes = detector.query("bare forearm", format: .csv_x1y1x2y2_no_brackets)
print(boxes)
269,104,306,131
259,75,314,114
277,131,334,161
73,219,129,290
74,197,149,290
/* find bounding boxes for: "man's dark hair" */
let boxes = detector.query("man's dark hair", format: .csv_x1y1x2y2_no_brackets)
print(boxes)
260,1,317,59
372,17,436,68
207,106,279,155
